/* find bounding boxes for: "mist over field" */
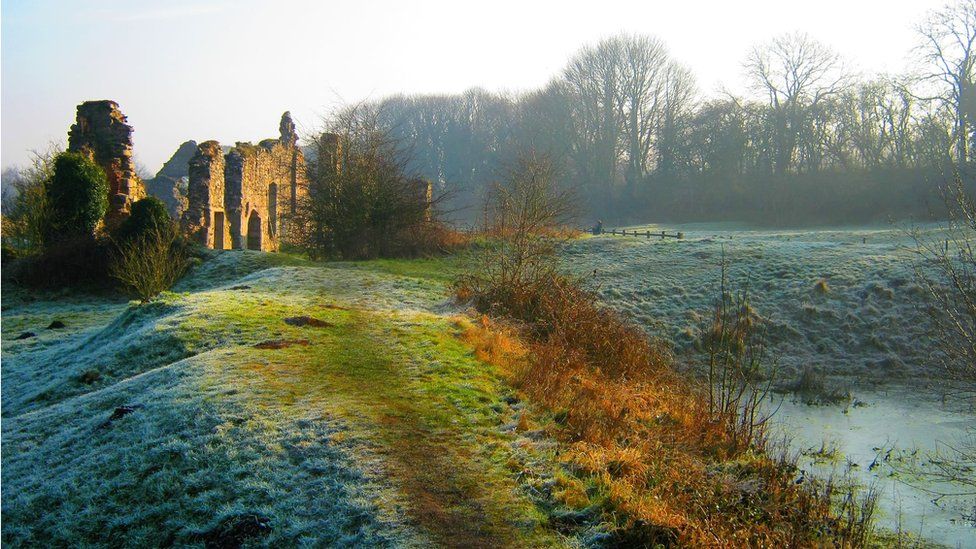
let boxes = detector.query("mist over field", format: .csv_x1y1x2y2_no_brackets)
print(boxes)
2,1,976,547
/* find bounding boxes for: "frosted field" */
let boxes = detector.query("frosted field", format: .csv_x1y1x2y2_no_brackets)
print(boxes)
564,224,940,381
0,252,580,547
564,224,976,547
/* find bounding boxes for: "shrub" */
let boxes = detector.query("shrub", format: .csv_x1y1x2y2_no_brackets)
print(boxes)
455,152,578,320
45,152,109,243
6,236,113,289
702,261,777,453
293,104,452,259
113,196,173,245
110,227,189,302
1,146,60,257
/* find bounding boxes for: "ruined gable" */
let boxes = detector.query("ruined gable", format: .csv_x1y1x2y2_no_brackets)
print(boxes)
183,112,308,252
68,100,145,223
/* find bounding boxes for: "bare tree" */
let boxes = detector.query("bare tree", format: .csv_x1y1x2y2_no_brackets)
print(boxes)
616,34,670,192
656,62,698,176
746,32,849,174
916,0,976,164
563,37,624,213
294,103,449,259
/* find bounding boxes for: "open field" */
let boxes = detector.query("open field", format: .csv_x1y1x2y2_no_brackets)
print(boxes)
565,224,943,382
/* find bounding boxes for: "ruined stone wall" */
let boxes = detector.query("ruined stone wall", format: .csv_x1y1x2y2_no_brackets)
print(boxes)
278,112,308,215
226,139,307,251
182,141,230,249
68,101,145,223
183,112,307,252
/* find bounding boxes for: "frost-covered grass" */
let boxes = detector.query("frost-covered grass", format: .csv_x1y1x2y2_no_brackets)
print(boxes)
1,252,584,547
563,224,942,381
561,224,976,546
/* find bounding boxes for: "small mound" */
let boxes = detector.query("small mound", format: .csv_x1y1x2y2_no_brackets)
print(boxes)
813,279,829,294
284,316,333,328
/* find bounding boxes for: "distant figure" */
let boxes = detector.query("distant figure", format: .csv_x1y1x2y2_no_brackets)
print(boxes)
593,220,603,235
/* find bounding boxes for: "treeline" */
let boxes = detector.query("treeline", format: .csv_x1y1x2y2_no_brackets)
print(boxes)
358,1,975,226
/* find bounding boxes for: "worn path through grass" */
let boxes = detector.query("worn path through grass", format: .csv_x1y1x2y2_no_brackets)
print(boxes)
253,307,539,547
2,251,570,547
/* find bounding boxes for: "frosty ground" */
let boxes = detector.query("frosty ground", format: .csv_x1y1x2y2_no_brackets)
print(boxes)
3,227,973,547
563,224,976,547
564,223,942,383
1,251,592,548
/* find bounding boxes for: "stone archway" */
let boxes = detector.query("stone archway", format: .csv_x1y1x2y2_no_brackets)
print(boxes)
246,210,262,250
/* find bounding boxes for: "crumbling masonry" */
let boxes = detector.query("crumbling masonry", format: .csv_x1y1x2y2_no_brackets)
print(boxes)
181,112,307,252
68,100,146,223
65,100,430,252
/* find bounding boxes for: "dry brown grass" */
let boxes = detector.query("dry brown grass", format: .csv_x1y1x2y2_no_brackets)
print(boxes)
390,223,472,258
458,275,869,547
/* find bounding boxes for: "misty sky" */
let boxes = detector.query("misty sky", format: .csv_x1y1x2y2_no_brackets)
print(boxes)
2,0,938,173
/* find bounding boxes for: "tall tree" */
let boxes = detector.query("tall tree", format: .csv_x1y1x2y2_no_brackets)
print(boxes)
616,34,669,192
745,32,849,174
562,37,624,212
916,0,976,163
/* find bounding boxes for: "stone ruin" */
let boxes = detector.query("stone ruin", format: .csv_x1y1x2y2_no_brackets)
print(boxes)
64,100,432,252
68,100,145,223
181,112,308,252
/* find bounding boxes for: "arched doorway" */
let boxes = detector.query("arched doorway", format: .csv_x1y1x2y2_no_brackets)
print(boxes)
246,210,262,250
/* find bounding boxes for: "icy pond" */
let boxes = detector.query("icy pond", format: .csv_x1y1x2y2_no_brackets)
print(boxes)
563,224,975,547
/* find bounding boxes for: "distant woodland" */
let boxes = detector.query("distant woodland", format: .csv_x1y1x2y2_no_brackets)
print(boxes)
357,2,975,226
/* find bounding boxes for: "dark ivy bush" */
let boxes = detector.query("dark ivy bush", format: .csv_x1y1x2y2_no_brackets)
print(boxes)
113,196,173,244
45,152,109,244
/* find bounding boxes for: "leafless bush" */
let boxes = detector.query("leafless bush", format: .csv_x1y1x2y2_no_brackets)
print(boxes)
110,226,189,302
292,103,455,259
457,152,577,317
911,168,976,393
702,254,778,453
908,167,976,523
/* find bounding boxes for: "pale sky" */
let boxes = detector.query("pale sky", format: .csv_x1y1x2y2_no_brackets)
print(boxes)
1,0,940,173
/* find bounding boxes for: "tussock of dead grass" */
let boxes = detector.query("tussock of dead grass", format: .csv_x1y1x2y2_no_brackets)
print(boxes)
459,276,856,546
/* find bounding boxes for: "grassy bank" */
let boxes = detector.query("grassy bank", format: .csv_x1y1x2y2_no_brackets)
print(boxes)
1,251,587,547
